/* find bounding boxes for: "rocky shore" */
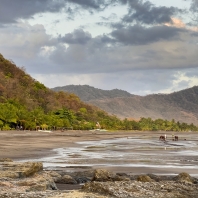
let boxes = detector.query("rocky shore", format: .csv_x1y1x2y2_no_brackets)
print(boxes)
0,159,198,198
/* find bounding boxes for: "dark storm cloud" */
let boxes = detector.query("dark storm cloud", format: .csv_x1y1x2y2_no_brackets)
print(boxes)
0,0,65,23
67,0,113,10
190,0,198,12
0,0,114,24
111,22,126,29
110,25,185,45
59,29,92,45
191,31,198,37
120,0,181,24
0,0,184,26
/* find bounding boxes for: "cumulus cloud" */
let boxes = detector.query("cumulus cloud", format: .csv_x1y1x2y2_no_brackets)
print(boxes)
165,18,186,28
0,0,197,95
190,0,198,12
110,25,185,45
59,29,92,45
67,0,113,10
0,0,66,23
1,19,197,77
33,69,194,96
45,29,198,76
0,22,56,59
0,0,114,24
120,0,182,24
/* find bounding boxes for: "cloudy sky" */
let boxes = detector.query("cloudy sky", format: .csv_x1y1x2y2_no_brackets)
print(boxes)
0,0,198,95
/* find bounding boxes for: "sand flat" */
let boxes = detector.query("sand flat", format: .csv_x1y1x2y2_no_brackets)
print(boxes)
0,130,197,176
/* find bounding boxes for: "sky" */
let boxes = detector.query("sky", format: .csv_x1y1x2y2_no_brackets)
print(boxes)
0,0,198,95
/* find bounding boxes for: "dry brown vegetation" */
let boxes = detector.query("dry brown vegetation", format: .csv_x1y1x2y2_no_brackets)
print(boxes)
54,84,198,124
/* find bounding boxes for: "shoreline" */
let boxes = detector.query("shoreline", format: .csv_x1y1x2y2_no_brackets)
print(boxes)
0,130,197,176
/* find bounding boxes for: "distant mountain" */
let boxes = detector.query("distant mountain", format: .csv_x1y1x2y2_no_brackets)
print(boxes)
52,85,198,124
52,85,135,101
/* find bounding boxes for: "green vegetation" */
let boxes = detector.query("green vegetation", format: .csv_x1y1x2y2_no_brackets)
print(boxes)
120,118,198,132
0,99,197,131
0,53,197,131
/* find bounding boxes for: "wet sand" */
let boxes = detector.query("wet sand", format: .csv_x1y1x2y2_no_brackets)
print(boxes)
0,130,139,160
0,130,197,176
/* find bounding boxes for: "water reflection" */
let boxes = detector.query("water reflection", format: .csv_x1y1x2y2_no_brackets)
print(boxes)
20,137,198,175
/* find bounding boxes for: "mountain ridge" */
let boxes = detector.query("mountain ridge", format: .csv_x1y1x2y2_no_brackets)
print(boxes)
52,85,135,101
52,85,198,124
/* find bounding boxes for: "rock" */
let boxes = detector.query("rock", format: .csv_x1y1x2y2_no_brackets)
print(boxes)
20,162,43,177
35,172,58,190
75,176,91,184
65,170,93,184
56,175,77,184
0,158,13,162
0,181,15,188
116,172,130,178
146,173,161,182
173,172,194,183
0,161,43,179
82,180,198,198
47,171,62,182
136,175,153,182
5,172,57,192
0,161,57,193
69,170,94,179
26,183,47,192
0,162,198,198
92,169,129,182
0,171,20,179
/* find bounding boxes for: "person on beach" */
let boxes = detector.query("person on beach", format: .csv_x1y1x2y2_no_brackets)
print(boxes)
164,134,166,140
172,133,174,141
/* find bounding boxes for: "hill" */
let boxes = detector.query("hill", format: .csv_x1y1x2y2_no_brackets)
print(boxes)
0,54,121,130
52,85,198,124
52,85,135,101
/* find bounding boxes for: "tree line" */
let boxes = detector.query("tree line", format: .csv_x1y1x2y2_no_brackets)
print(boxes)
0,101,197,132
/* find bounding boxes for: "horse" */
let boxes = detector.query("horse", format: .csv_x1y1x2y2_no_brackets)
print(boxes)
172,136,178,141
174,136,178,141
159,135,166,141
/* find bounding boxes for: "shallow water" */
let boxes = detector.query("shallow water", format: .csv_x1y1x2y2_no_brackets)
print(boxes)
21,135,198,176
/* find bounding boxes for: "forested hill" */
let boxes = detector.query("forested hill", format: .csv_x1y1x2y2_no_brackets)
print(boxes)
0,53,122,130
52,85,135,101
52,84,198,125
0,53,83,112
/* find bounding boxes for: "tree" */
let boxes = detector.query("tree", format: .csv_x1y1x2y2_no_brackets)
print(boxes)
16,106,30,127
30,108,45,126
0,103,17,125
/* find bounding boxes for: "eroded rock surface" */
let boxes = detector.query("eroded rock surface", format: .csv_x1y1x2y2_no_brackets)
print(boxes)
0,162,198,198
82,180,198,198
82,169,198,198
0,161,43,178
92,169,130,182
0,160,57,194
56,175,77,184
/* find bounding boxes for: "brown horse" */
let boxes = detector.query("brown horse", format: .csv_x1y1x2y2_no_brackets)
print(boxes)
174,136,178,141
159,135,166,141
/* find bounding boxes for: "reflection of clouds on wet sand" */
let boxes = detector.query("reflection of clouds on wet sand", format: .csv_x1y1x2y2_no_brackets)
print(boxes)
20,136,198,176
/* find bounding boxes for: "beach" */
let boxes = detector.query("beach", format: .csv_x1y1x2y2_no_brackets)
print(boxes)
1,130,198,177
0,130,135,160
